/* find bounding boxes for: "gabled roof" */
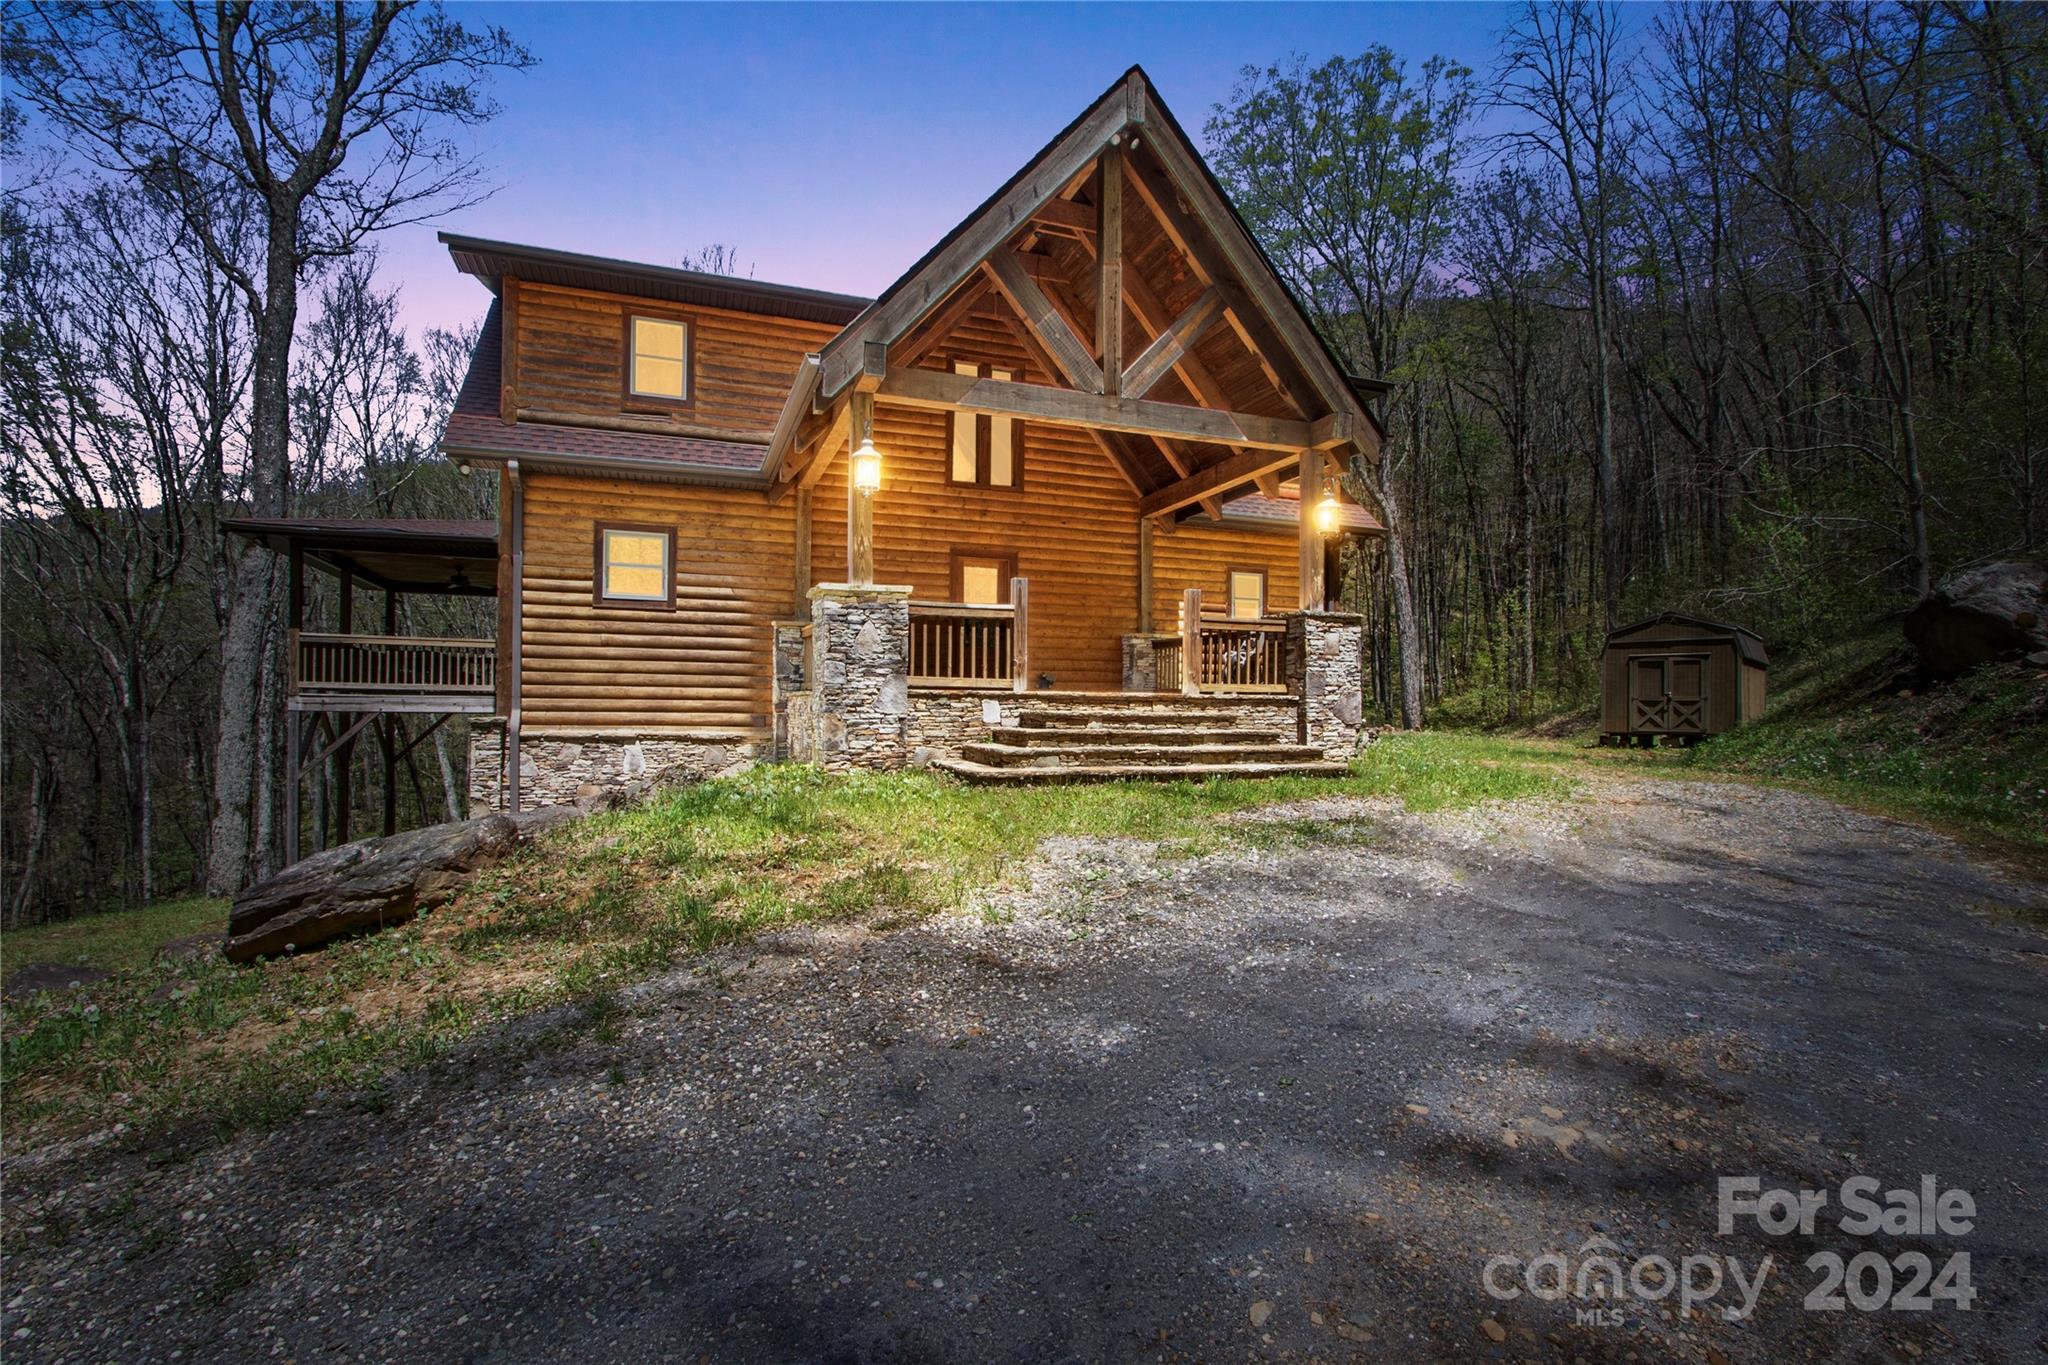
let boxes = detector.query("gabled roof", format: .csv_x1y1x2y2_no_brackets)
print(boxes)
815,66,1382,459
1608,613,1768,666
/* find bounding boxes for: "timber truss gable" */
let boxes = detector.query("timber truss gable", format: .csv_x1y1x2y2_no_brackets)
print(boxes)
766,67,1380,524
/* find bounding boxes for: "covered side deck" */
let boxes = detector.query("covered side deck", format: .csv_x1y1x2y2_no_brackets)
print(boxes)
226,517,499,857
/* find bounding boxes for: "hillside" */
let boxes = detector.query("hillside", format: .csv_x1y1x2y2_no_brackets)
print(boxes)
1448,622,2048,847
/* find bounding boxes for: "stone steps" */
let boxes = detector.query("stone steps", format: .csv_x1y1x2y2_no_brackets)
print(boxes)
932,757,1351,785
1018,706,1287,729
990,725,1289,747
961,740,1326,768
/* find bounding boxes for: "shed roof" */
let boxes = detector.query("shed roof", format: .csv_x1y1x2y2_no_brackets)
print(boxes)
1607,613,1768,666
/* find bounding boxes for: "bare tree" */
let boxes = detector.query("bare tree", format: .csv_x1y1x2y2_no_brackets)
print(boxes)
1498,0,1635,625
6,1,532,892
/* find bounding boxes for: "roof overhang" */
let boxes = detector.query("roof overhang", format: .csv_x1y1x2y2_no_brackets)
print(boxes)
440,233,871,327
813,67,1385,477
224,518,499,596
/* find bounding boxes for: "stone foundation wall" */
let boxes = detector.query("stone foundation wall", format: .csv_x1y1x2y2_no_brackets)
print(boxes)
1120,635,1160,693
1285,611,1369,759
468,719,765,813
784,692,819,765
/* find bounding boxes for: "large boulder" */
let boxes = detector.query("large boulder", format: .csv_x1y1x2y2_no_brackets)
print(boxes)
225,806,579,963
1903,561,2048,674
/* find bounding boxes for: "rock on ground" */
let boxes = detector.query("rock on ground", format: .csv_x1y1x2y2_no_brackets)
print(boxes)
1904,559,2048,672
224,806,580,962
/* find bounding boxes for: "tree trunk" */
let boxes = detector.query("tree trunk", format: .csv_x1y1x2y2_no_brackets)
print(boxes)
205,205,301,895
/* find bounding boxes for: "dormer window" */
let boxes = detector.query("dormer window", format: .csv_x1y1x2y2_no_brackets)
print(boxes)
627,316,690,402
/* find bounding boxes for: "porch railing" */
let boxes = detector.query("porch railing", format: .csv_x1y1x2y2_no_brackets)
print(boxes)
1144,589,1291,694
291,630,497,697
908,578,1030,690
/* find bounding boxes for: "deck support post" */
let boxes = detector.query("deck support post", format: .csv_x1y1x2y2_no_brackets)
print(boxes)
285,712,301,866
1136,517,1154,633
1298,449,1326,611
1180,587,1202,697
847,391,876,586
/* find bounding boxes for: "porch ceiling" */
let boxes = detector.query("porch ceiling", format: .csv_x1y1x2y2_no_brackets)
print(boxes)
224,517,499,596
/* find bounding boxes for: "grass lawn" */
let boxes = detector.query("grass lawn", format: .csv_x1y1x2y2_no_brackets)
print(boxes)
2,896,226,976
0,735,1569,1155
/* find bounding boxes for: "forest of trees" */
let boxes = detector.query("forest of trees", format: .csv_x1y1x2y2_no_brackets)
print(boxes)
1210,2,2045,726
4,2,2042,924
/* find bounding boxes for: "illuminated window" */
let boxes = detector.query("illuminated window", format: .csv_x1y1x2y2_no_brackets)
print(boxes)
948,361,1019,488
1227,569,1267,621
628,317,689,401
952,550,1015,605
598,526,672,606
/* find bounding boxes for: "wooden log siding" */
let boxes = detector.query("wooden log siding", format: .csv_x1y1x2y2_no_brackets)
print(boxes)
810,399,1141,692
507,280,841,436
1146,521,1302,637
518,471,798,731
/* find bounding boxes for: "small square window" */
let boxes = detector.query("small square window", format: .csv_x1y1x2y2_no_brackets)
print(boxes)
951,550,1015,605
629,317,690,401
597,526,672,607
1227,570,1266,621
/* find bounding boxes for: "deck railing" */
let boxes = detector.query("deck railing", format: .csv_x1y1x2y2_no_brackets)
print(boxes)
908,578,1030,690
291,630,496,697
1144,589,1291,694
1194,618,1288,692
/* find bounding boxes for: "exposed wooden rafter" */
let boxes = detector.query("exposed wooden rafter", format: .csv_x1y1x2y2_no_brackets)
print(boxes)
1136,447,1302,520
1121,148,1325,418
1119,287,1223,400
985,252,1103,393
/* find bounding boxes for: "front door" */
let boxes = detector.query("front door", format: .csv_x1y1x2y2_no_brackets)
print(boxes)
1629,654,1708,733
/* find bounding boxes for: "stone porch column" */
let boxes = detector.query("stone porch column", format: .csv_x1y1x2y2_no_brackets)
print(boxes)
1285,610,1368,759
806,583,913,771
1120,634,1158,693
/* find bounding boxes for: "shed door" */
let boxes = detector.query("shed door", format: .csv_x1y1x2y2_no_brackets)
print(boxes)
1666,656,1707,732
1629,653,1708,732
1629,657,1669,730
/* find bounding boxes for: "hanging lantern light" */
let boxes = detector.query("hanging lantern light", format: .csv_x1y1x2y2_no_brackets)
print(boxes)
1313,491,1343,536
851,436,883,495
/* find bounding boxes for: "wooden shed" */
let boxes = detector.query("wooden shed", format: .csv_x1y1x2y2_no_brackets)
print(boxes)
1600,613,1768,746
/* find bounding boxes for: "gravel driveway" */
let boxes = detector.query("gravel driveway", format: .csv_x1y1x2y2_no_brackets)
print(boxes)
5,775,2045,1362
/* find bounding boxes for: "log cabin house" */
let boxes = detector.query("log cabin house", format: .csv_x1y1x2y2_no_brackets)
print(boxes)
248,68,1391,840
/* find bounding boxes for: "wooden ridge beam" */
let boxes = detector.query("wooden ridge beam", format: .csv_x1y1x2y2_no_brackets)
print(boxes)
985,251,1104,393
876,366,1315,452
1120,287,1223,400
1136,446,1301,520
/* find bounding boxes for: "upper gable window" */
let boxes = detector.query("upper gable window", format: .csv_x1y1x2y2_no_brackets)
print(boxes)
949,361,1019,488
628,316,690,402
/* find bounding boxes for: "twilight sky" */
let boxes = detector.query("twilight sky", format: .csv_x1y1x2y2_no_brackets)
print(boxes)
387,1,1520,340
